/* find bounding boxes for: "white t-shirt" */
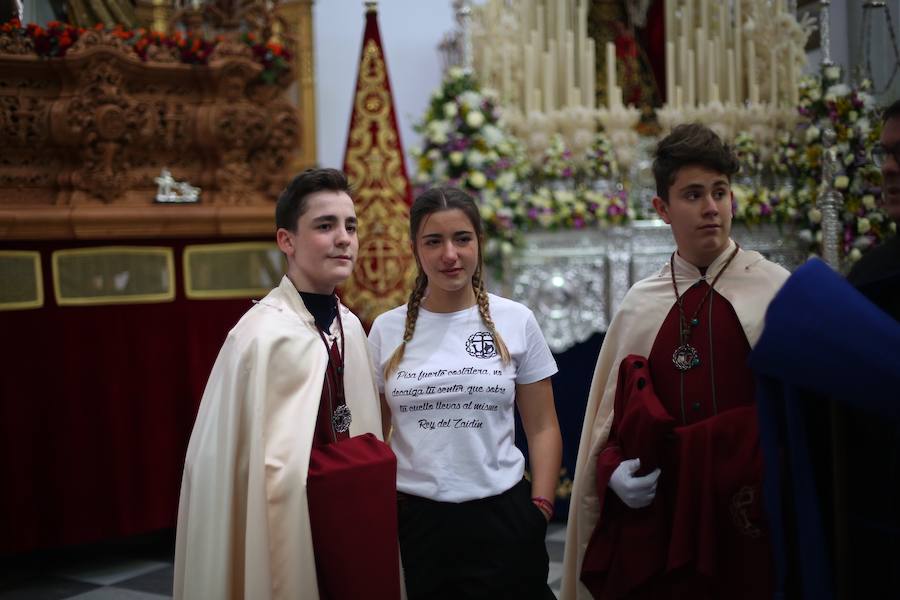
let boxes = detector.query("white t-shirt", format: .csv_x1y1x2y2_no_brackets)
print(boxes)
368,293,558,502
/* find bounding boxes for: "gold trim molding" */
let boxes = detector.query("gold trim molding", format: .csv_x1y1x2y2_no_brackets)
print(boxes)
52,246,175,306
183,241,284,299
0,251,44,311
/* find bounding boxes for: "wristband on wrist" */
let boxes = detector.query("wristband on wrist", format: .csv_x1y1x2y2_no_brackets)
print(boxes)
531,496,554,520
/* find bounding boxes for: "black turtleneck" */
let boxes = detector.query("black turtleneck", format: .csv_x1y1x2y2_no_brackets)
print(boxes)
298,291,337,332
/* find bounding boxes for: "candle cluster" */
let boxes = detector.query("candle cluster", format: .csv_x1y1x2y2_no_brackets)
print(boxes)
663,0,800,109
473,0,596,115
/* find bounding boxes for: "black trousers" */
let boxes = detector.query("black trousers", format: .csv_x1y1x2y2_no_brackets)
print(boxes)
398,478,554,600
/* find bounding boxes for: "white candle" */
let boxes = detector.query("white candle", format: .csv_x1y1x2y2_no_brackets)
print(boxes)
566,31,575,108
788,48,798,106
769,46,778,106
679,35,689,99
612,85,623,108
534,88,542,114
734,0,742,101
581,29,591,106
666,41,676,105
519,0,531,39
746,38,756,104
549,38,558,108
718,2,727,51
710,82,720,103
578,1,587,72
666,0,676,50
716,37,723,98
700,0,709,46
696,28,705,104
687,48,695,107
727,48,736,104
544,49,555,112
536,5,544,48
606,41,617,107
524,45,535,113
708,39,716,102
557,0,565,60
675,85,684,109
502,45,511,101
586,38,596,110
683,0,693,41
718,2,727,95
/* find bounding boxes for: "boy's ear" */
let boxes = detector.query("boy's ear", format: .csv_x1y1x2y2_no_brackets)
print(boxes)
652,196,671,224
276,228,294,254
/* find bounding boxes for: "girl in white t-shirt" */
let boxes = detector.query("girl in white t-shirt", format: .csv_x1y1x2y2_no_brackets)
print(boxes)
368,186,562,599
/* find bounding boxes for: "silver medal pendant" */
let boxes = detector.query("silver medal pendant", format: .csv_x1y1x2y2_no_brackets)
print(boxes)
672,344,700,371
332,404,352,433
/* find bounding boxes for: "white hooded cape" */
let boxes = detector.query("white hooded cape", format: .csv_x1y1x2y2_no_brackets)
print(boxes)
174,276,384,599
560,240,789,599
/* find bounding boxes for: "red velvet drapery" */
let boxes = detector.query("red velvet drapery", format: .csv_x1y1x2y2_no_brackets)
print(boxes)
0,238,262,555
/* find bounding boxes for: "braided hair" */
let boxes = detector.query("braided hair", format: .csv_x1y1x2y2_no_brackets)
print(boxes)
384,187,510,377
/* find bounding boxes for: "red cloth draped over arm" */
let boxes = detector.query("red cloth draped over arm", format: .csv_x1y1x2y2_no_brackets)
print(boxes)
581,355,676,599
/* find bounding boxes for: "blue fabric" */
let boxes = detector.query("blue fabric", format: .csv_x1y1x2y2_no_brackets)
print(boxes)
750,258,900,600
751,258,900,414
754,376,789,600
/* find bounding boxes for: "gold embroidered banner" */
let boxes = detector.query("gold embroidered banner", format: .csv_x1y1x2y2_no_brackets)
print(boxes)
340,3,415,327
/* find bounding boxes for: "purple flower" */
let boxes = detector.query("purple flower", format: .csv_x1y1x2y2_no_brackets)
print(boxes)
608,203,624,216
760,203,772,216
573,217,585,228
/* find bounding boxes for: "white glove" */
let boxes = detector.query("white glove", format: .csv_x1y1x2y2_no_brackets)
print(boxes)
608,458,660,509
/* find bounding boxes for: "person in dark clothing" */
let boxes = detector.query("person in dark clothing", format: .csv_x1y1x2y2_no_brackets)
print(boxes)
847,99,900,321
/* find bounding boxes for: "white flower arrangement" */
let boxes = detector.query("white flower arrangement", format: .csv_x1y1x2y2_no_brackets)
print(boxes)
412,69,629,273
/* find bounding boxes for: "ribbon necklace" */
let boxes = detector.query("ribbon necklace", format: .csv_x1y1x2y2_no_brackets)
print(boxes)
315,306,352,438
669,244,740,371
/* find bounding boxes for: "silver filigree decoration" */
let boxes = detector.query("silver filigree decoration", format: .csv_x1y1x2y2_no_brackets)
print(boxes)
155,168,200,203
495,223,805,353
817,128,844,269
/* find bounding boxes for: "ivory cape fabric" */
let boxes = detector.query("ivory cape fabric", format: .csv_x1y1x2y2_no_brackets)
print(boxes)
173,276,385,600
560,240,789,599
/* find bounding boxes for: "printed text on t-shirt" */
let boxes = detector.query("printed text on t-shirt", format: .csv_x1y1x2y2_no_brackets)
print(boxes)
391,366,508,431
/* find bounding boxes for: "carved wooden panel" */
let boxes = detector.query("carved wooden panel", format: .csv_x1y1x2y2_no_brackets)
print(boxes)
0,29,301,239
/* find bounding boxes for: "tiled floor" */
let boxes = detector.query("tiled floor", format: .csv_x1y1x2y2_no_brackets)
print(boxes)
1,524,567,599
0,530,176,600
546,522,566,597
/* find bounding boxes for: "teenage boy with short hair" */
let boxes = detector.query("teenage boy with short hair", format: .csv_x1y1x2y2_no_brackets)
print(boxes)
562,124,789,599
174,168,401,599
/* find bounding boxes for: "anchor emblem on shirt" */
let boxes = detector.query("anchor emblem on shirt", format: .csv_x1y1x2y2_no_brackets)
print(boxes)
465,331,497,359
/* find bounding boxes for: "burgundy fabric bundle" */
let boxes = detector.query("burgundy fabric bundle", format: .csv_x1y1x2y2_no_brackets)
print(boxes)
307,433,401,599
